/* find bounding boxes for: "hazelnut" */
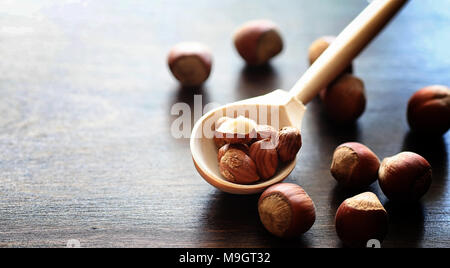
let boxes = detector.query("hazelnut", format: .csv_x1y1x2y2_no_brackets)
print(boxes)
168,42,212,87
322,74,366,124
335,192,388,247
219,148,260,184
330,142,380,189
214,116,232,130
378,152,432,202
214,116,258,145
217,143,249,162
258,183,316,238
308,36,353,73
407,85,450,136
233,20,283,66
276,127,302,162
249,139,279,179
250,124,279,142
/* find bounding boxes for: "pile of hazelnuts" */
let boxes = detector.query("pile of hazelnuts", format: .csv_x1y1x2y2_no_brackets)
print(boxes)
213,116,302,184
167,20,450,247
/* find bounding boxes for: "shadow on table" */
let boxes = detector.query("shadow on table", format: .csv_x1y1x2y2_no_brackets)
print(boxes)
199,190,312,248
401,131,448,198
235,64,281,100
383,201,425,248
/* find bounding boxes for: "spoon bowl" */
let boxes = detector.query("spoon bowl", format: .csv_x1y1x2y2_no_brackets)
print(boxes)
190,0,408,194
190,89,305,194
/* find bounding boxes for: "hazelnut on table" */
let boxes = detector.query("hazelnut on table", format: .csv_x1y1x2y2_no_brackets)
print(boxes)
234,20,283,66
378,152,432,203
322,74,366,124
330,142,380,189
407,85,450,136
258,183,316,238
335,192,388,247
167,42,212,87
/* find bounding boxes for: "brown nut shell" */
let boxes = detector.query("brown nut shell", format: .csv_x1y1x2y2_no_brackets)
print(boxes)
276,127,302,162
168,42,212,87
407,85,450,136
234,20,283,66
249,139,279,179
258,183,316,238
219,148,260,184
335,192,388,248
331,142,380,189
322,74,366,124
378,152,432,202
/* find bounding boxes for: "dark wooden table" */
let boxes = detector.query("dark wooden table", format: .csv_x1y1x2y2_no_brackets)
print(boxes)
0,0,448,248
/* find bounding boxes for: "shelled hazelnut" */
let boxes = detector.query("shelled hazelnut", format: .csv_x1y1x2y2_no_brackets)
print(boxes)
322,74,366,124
276,127,302,162
234,20,283,65
219,148,260,184
250,124,279,142
335,192,388,247
407,85,450,136
249,139,279,179
330,142,380,189
217,143,249,162
168,42,212,87
214,116,258,145
258,183,316,238
213,117,302,184
378,152,432,202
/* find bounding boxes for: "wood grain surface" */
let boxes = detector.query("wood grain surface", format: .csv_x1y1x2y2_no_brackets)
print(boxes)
0,0,449,248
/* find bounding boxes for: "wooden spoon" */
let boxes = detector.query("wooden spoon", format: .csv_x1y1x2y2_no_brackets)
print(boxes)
190,0,408,194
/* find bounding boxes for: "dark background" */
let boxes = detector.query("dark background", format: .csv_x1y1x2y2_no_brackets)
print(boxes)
0,0,448,247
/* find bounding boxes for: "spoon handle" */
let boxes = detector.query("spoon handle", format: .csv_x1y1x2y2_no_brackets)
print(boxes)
291,0,408,104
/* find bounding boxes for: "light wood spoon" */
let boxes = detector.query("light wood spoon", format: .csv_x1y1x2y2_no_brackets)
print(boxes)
191,0,408,194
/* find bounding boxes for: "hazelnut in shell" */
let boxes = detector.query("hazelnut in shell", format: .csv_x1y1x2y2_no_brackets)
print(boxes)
249,139,279,180
330,142,380,189
335,192,388,247
322,74,366,124
234,20,283,66
258,183,316,238
378,152,432,202
168,42,212,87
219,148,260,184
407,85,450,136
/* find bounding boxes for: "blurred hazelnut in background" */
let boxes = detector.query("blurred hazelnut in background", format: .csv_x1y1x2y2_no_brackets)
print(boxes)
234,20,283,66
168,42,213,87
322,74,366,124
